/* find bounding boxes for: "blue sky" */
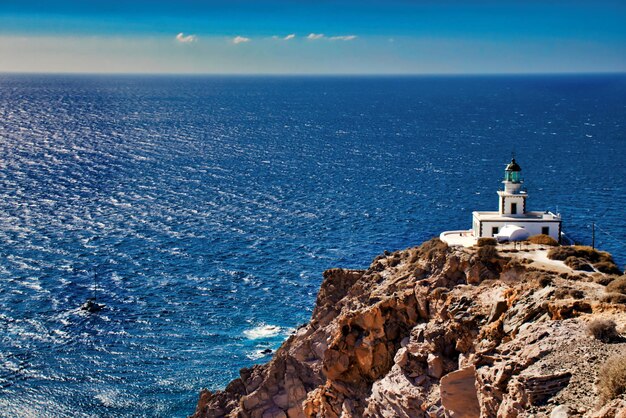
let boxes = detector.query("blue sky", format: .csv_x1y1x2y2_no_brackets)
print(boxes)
0,0,625,74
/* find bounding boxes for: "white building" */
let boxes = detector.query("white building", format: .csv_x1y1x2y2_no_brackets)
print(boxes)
440,158,562,246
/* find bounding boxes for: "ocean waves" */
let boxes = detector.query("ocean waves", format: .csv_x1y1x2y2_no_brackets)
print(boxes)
0,74,625,416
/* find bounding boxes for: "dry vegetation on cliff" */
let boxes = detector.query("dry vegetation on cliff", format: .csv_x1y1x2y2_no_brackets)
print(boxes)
192,240,626,418
528,234,559,246
548,246,622,275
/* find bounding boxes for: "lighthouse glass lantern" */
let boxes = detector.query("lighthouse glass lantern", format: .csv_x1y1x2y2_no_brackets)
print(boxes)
504,159,522,183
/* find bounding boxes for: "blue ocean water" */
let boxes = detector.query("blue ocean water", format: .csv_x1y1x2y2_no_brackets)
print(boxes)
0,74,624,417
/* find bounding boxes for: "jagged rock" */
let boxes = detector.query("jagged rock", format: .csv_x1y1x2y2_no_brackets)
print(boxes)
488,299,508,323
589,399,626,418
501,286,553,334
498,371,572,416
191,240,626,418
551,405,570,418
440,366,480,418
519,371,572,405
427,354,443,378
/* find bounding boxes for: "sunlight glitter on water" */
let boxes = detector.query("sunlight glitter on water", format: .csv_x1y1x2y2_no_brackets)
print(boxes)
0,74,624,417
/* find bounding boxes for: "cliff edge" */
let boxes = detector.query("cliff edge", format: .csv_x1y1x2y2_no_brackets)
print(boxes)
191,239,626,418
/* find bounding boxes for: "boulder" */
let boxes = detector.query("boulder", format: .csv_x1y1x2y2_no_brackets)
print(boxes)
440,366,480,418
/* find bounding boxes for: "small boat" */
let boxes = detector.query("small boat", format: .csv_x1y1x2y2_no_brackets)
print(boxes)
81,298,104,313
81,271,105,313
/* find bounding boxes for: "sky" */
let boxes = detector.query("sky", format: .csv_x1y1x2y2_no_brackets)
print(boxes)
0,0,625,74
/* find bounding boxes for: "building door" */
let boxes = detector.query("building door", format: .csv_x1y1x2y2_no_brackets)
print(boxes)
542,226,550,235
511,203,517,214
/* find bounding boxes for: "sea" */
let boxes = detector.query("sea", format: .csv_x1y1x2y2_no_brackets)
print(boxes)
0,74,624,417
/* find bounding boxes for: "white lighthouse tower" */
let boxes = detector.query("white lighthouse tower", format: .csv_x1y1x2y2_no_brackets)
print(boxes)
497,158,526,216
440,157,562,246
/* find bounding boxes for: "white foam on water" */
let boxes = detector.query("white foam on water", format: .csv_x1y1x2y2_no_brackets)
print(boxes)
243,324,281,340
246,349,273,361
20,278,43,292
94,389,135,409
111,272,123,284
156,378,175,387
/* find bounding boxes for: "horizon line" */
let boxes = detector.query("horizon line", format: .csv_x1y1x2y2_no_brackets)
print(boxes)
1,70,625,77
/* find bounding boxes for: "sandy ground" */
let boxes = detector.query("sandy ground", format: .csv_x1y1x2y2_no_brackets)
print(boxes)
443,235,578,275
502,244,572,274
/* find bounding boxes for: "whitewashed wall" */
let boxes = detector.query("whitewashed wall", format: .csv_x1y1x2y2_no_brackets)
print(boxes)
499,194,527,215
475,220,560,240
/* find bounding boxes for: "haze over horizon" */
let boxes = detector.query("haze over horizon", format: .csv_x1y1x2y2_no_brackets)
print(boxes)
1,0,625,75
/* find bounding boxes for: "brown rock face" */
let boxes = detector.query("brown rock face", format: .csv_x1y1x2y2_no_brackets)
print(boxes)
440,366,480,417
191,239,626,418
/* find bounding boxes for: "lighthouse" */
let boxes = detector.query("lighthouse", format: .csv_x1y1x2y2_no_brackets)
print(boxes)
440,158,562,246
498,158,526,216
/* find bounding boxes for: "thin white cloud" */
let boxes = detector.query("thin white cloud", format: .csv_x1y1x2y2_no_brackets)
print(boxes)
175,33,197,43
329,35,357,41
284,34,296,41
233,36,251,44
306,33,357,41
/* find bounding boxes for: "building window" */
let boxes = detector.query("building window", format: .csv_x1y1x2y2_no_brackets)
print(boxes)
542,226,550,235
511,203,517,214
492,227,499,236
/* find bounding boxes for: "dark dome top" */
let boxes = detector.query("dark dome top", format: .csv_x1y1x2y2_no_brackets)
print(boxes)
505,158,521,172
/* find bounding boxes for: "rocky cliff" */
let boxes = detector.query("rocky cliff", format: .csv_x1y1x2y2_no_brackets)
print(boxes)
191,239,626,418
